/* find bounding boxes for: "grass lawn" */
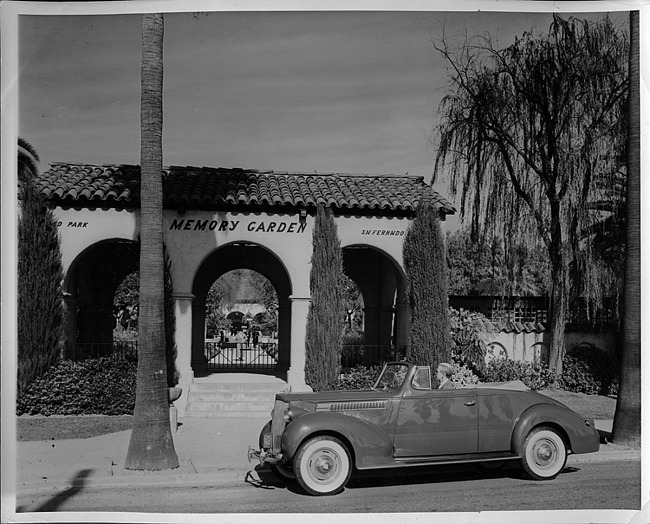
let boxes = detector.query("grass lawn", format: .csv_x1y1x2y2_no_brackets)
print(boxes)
537,389,617,420
16,390,617,442
17,415,133,441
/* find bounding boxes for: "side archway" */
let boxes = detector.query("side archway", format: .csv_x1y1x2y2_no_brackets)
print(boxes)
191,243,293,378
342,245,408,364
62,239,139,359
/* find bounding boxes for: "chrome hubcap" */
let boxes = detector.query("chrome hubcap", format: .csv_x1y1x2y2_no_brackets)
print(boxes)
533,439,556,466
309,450,339,482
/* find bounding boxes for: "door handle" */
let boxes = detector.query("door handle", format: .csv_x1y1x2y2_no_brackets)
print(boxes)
464,400,476,406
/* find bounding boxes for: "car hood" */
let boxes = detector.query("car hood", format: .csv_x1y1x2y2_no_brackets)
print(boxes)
276,389,391,404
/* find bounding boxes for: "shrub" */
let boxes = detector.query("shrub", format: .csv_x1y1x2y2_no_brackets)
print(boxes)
305,205,346,390
325,365,382,391
18,141,65,394
17,358,137,416
449,307,491,376
484,357,554,390
558,346,619,395
403,201,451,367
452,361,481,387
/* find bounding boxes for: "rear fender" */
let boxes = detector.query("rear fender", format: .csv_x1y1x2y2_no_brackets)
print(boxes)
512,405,600,455
282,412,394,469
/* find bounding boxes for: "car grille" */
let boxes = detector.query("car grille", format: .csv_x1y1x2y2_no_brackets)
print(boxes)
269,399,287,453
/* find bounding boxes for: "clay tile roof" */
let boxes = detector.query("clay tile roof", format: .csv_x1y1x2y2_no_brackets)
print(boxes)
35,163,456,217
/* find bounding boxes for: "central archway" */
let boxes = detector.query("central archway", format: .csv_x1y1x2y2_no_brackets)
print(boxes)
191,243,292,379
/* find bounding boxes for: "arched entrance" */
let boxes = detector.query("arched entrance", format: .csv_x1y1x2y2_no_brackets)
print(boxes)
191,243,292,379
62,239,139,359
342,245,408,365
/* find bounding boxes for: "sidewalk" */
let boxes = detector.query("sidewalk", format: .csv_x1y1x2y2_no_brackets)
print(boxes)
15,418,640,495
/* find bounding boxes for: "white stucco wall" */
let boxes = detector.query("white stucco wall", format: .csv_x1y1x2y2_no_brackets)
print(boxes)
53,208,138,273
163,210,314,296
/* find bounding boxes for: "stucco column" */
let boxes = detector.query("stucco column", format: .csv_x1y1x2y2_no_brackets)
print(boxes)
172,292,194,417
62,293,78,360
395,298,410,358
287,295,312,392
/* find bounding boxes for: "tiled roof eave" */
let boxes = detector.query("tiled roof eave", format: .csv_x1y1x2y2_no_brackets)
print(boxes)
36,163,457,216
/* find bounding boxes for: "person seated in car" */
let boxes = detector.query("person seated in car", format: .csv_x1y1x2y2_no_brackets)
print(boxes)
436,362,455,390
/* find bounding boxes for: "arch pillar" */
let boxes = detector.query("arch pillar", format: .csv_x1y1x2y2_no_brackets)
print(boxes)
173,292,194,417
172,293,195,385
395,297,410,357
191,297,208,373
288,295,312,391
63,293,78,359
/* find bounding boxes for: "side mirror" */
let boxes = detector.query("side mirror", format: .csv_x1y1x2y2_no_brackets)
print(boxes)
412,366,432,390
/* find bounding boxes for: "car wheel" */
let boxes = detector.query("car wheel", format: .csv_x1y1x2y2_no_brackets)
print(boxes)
294,436,352,496
271,463,296,480
520,426,567,480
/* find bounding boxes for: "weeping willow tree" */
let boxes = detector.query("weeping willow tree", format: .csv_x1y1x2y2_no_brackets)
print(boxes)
433,15,628,380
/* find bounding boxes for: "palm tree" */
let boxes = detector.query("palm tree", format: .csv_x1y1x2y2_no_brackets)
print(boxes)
612,10,640,448
125,13,179,470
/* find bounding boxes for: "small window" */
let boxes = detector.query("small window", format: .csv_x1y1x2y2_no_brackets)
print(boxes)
412,367,432,390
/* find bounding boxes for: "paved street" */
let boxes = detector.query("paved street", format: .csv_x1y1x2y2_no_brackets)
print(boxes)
16,460,640,515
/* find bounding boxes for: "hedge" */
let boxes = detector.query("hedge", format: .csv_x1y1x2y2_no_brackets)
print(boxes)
17,357,137,416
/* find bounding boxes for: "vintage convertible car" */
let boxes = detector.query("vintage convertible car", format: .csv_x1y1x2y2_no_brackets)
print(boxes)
248,361,600,496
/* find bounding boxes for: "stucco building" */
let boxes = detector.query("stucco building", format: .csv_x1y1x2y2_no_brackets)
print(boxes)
35,162,456,404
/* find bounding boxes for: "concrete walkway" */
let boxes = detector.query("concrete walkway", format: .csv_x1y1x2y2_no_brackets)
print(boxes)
13,418,639,496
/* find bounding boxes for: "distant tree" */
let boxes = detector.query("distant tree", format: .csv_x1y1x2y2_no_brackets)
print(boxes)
434,15,628,381
403,201,451,367
612,10,640,448
305,206,346,390
446,229,549,296
206,270,278,335
17,138,65,394
343,275,363,333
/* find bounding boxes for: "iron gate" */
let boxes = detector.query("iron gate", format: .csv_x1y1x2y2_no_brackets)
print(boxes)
205,341,279,370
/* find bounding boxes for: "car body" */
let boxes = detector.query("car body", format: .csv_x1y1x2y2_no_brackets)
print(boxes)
248,361,601,495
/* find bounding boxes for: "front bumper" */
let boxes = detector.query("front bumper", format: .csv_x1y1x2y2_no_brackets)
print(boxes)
247,399,289,465
248,446,283,466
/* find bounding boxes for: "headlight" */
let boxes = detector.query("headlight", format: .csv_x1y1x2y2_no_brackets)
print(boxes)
283,409,293,422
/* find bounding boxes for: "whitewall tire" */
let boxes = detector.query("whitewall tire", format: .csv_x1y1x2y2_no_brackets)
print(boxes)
520,426,567,480
294,436,352,496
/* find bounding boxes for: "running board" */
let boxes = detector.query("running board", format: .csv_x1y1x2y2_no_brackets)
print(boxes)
357,451,522,471
396,451,520,466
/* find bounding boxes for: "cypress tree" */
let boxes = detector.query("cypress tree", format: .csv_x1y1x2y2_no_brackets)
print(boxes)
305,205,345,390
17,139,65,394
403,201,451,368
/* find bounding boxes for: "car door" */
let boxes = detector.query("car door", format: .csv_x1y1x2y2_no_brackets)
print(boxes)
393,387,478,457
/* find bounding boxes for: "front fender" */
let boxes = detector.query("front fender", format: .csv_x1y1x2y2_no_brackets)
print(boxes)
512,405,600,456
281,412,394,469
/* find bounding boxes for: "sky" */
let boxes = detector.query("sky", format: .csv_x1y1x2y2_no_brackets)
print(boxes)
16,4,631,230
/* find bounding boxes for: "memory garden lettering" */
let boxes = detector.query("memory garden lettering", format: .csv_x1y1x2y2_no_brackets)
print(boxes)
168,218,307,234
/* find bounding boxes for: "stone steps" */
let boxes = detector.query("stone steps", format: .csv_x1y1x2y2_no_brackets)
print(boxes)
184,379,288,418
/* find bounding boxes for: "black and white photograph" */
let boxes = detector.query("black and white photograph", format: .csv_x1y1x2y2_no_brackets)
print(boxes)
1,1,647,522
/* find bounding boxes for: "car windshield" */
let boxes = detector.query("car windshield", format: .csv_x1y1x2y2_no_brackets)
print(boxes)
374,364,409,390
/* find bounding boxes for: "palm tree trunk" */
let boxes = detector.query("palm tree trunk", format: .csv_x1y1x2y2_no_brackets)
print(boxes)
125,13,179,470
612,10,641,448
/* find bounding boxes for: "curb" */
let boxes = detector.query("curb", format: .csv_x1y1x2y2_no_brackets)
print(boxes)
18,463,261,495
18,448,640,496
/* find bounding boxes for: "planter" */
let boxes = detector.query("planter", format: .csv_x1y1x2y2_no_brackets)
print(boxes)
168,386,182,404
